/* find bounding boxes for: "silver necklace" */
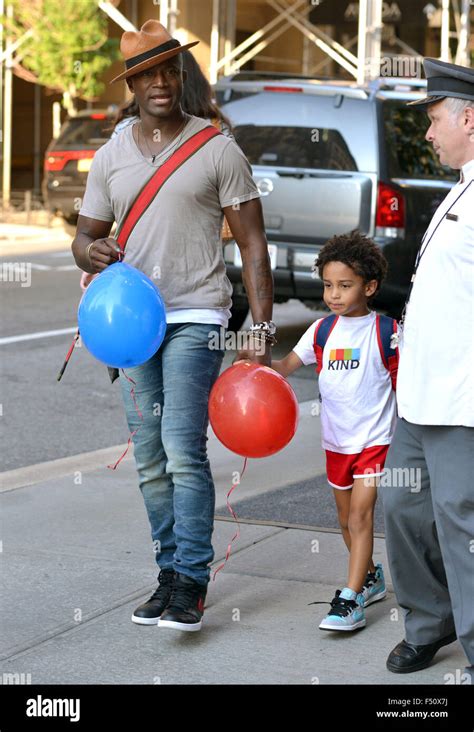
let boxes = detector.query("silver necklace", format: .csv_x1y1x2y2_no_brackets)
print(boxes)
139,116,188,164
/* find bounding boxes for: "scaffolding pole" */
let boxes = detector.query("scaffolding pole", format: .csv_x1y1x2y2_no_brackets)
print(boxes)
2,3,13,209
168,0,179,35
455,0,471,66
223,0,236,76
440,0,451,61
159,0,169,28
0,0,3,162
358,0,382,84
210,0,220,84
33,82,41,194
98,1,136,31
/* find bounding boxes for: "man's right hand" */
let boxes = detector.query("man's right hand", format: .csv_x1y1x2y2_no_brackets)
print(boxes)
88,238,122,273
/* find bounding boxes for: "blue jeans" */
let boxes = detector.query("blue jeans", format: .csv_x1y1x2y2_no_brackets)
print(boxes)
119,322,225,586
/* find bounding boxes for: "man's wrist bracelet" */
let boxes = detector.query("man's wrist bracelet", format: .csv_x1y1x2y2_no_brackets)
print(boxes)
249,320,276,335
85,241,95,263
248,321,277,346
247,331,277,347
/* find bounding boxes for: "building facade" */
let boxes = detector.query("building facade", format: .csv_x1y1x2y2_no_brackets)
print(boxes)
1,0,472,196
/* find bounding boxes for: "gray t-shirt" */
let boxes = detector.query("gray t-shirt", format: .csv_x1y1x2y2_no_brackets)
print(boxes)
80,114,260,311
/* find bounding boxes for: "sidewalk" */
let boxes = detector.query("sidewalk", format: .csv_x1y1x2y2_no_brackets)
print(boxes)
0,221,72,257
0,402,467,685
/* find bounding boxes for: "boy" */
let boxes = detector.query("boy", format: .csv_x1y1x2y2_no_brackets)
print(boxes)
272,230,398,631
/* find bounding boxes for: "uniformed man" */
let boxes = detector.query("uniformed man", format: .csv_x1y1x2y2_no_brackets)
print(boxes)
380,58,474,681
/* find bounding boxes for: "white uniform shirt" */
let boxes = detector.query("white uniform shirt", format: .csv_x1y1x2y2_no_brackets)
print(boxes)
293,311,397,453
397,158,474,426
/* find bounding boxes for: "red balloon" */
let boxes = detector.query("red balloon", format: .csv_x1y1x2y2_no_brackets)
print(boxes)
209,361,299,458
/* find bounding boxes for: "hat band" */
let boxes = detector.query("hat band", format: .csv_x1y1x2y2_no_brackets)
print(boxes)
427,76,474,96
125,38,181,70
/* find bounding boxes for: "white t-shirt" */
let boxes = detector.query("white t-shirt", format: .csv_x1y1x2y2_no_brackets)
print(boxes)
293,311,397,454
396,158,474,427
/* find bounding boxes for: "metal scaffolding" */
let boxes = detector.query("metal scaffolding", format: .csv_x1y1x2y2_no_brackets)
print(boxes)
205,0,470,83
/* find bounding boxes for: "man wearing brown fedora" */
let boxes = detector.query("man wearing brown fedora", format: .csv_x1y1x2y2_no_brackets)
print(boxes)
71,20,274,632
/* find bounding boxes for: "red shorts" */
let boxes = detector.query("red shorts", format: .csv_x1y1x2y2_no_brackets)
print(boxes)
325,444,390,490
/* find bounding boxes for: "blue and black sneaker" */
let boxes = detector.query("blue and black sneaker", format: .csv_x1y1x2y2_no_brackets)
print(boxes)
361,563,386,608
316,588,366,632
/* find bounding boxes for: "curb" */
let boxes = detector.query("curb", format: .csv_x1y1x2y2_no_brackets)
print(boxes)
0,444,134,493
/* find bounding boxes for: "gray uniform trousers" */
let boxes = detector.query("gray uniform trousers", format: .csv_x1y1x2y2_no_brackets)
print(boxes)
380,418,474,672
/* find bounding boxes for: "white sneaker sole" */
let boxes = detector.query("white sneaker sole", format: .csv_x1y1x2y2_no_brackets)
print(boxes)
319,618,366,631
363,589,387,608
157,618,202,632
131,614,160,625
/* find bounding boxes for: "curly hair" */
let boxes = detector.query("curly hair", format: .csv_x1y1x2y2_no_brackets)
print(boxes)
315,230,388,301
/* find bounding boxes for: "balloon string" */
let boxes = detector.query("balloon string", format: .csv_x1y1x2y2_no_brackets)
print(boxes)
212,457,248,581
107,369,143,470
116,239,125,262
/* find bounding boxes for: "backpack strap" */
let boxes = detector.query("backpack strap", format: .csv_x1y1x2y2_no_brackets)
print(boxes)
115,125,221,251
312,314,339,374
376,314,399,390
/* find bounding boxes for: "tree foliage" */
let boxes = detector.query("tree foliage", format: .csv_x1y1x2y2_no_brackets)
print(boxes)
4,0,119,104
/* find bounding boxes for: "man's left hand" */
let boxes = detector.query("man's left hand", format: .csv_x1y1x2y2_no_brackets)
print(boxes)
233,334,272,367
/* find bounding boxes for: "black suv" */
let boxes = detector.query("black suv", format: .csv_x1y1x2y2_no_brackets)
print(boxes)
216,73,457,323
42,109,113,223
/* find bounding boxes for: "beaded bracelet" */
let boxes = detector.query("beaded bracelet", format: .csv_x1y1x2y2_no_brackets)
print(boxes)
247,331,277,347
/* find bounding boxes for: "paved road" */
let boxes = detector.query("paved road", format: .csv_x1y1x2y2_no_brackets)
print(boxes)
0,243,324,471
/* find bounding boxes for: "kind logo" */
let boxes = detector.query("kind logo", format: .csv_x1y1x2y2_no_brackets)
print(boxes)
328,348,360,370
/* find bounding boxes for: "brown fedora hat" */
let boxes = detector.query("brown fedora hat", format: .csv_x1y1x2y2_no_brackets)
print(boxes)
110,19,199,84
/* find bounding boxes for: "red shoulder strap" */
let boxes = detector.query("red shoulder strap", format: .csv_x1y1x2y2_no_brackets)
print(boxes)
312,315,339,374
116,125,221,251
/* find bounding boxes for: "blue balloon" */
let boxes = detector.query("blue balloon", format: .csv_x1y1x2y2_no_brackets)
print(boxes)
78,262,166,368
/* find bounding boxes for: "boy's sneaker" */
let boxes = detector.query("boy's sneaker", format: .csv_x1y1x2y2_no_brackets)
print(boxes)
158,572,207,632
362,563,386,607
131,568,175,625
318,588,366,631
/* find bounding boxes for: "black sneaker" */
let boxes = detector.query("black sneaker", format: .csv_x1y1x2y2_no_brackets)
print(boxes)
157,572,207,632
131,569,176,625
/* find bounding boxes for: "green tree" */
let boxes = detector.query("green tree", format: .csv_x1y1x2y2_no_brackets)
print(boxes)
4,0,119,110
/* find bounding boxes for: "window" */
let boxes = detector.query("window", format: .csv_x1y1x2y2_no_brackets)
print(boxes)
55,118,111,149
234,125,358,171
383,102,457,181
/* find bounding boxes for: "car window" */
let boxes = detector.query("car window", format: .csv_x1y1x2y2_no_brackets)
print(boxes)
383,101,457,181
233,125,358,171
53,118,111,148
